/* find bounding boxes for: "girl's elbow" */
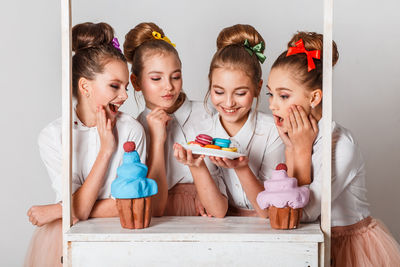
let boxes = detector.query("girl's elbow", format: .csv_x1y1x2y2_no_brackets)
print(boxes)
73,209,90,221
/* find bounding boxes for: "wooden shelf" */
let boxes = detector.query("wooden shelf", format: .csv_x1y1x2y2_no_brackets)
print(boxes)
66,216,323,242
65,216,323,266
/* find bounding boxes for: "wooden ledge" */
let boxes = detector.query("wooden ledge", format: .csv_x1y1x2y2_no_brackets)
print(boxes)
66,216,323,243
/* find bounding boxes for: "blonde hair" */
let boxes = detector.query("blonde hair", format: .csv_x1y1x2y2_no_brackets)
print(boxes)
205,24,265,109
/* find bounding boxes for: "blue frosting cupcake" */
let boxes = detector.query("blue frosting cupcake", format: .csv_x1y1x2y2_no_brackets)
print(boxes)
111,142,158,199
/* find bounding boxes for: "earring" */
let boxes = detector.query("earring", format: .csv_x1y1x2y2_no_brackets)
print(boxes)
86,93,90,97
311,103,315,109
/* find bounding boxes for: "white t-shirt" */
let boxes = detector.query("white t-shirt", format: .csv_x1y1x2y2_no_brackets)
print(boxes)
137,98,226,195
38,111,146,202
205,109,285,209
302,119,370,227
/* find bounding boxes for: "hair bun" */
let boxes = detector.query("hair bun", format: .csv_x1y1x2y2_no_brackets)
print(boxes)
288,31,339,66
123,22,165,64
216,24,265,53
72,22,115,52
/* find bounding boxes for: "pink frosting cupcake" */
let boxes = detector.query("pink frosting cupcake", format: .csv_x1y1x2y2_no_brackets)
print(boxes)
256,164,310,229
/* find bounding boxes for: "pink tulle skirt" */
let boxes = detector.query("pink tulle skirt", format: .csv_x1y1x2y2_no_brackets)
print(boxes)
332,216,400,267
24,218,62,267
226,205,259,217
163,183,200,216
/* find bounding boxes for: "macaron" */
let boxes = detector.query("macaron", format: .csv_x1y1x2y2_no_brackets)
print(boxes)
187,141,204,147
195,134,213,146
213,138,231,148
221,147,237,152
204,144,221,149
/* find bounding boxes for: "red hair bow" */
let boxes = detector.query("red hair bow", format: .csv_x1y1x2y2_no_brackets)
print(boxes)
286,39,321,72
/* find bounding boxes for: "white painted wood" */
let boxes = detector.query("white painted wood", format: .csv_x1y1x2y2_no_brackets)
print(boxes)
66,217,322,267
66,217,323,243
71,241,319,267
321,0,333,266
61,0,72,266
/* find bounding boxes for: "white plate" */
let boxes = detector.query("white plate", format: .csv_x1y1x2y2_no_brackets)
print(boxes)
181,144,245,159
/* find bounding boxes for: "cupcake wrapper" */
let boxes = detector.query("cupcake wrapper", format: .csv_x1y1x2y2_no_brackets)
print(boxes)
268,206,302,230
116,197,152,229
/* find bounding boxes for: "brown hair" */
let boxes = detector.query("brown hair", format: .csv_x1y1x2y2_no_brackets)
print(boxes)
123,22,181,79
271,31,339,90
72,22,126,97
205,24,265,106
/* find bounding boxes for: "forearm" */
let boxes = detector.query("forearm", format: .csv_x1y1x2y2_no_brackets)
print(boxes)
190,163,228,218
89,198,119,218
288,148,312,186
72,151,113,220
147,141,168,216
234,165,268,218
285,148,295,177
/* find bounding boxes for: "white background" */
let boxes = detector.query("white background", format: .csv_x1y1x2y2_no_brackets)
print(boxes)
1,0,399,265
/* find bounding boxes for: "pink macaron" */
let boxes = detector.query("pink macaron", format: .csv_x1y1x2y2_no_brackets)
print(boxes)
195,134,213,146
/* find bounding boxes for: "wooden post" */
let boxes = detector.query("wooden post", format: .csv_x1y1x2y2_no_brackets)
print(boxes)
61,0,72,266
321,0,333,266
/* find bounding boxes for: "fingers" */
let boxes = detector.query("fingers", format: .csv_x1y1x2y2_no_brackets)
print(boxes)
173,143,204,167
147,108,172,125
195,199,207,217
309,113,319,134
297,106,310,128
210,156,229,168
193,154,205,166
288,107,298,130
173,143,180,159
292,105,304,128
106,118,112,131
97,106,106,130
27,207,32,217
178,146,186,161
198,206,206,217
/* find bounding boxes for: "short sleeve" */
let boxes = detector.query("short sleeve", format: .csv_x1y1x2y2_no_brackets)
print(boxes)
126,119,147,164
38,122,81,202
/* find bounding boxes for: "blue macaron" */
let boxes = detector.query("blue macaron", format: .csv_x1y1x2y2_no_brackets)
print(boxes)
213,138,231,148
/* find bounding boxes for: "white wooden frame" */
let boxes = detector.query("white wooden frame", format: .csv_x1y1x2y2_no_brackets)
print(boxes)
61,1,333,266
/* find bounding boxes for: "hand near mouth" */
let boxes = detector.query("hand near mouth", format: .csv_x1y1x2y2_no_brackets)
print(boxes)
97,105,117,155
277,105,318,185
286,105,318,154
146,107,172,144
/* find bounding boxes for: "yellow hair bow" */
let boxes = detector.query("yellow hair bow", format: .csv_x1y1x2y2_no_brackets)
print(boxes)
152,31,176,47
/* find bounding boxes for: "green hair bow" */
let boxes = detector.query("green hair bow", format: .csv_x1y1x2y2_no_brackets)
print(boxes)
244,39,266,64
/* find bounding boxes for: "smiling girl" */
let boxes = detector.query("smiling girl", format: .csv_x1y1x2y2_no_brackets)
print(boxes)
24,22,146,267
124,22,227,217
175,24,284,217
267,31,400,266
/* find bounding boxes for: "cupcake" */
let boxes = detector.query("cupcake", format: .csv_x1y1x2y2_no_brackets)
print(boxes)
256,164,309,230
111,141,158,229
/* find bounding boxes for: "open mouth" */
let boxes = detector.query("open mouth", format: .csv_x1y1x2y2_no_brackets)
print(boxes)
274,115,284,126
108,103,121,114
221,107,239,114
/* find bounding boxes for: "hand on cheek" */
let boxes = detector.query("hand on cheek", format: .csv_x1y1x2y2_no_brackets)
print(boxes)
285,105,318,154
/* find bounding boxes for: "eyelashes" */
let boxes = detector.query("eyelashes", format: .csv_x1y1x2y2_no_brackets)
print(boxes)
266,92,289,99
